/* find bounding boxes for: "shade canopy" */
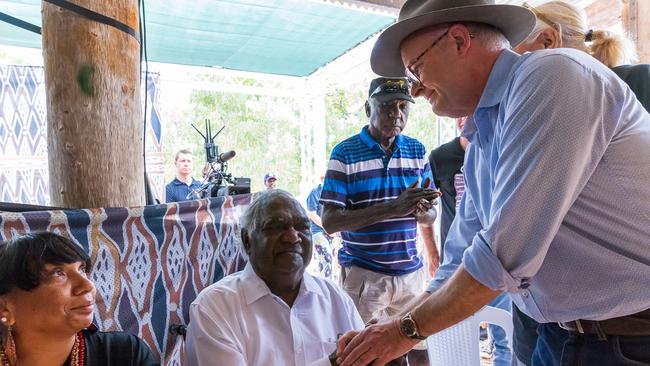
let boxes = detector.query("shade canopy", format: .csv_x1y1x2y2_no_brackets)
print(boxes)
0,0,394,76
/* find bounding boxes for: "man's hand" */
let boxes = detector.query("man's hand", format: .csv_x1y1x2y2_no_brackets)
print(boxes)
336,318,417,366
414,198,440,225
416,197,434,212
336,330,359,359
414,185,441,225
392,178,439,217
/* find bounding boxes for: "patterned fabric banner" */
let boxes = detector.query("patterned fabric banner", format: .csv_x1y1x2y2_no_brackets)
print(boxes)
0,65,48,204
0,65,166,205
0,195,251,365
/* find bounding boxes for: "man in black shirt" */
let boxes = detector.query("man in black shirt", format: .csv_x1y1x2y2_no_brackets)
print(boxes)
427,118,467,263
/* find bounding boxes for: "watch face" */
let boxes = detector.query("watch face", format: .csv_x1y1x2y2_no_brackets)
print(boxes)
401,317,417,336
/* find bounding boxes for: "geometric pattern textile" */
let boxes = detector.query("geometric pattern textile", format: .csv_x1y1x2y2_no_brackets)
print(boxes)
0,65,165,205
0,195,251,365
0,65,48,205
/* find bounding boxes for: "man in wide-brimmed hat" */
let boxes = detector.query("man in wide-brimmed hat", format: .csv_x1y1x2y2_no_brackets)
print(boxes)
334,1,650,365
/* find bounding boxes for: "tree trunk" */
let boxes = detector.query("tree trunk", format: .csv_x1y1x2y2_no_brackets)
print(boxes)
43,0,144,208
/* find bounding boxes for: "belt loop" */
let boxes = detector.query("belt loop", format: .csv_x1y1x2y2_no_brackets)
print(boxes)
575,319,585,334
593,321,608,341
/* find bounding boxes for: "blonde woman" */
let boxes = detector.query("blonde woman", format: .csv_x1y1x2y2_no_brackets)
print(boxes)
515,1,649,112
514,1,636,67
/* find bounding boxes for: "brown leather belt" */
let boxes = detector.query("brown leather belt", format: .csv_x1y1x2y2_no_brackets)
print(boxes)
558,308,650,339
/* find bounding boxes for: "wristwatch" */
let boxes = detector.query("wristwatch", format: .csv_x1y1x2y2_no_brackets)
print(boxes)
400,312,427,340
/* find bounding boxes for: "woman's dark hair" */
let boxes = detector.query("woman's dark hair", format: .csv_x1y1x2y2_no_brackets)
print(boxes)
0,232,91,295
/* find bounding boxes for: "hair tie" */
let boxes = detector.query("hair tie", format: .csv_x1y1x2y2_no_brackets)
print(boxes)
585,29,593,42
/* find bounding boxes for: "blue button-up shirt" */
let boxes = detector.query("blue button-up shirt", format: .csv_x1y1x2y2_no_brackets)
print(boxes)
428,49,650,323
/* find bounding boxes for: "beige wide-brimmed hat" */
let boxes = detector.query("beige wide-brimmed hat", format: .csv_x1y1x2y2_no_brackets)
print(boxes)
371,0,536,77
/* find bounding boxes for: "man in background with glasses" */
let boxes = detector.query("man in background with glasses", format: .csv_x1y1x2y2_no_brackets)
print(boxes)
320,77,441,365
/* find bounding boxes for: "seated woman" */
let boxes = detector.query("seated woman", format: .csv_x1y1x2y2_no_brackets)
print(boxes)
0,232,159,366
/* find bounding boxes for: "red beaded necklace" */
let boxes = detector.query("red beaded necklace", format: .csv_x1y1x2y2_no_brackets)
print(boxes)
69,331,86,366
0,331,85,366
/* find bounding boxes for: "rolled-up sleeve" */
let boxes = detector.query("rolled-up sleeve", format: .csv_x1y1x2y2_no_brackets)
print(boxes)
462,54,619,292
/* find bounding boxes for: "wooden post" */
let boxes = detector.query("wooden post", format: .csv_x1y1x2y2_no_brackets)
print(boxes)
629,0,650,63
42,1,144,208
585,0,624,29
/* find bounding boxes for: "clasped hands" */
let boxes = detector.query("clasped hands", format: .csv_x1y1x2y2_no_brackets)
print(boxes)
393,177,441,223
331,316,418,366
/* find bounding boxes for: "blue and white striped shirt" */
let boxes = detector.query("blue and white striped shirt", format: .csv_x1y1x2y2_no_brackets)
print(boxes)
429,49,650,323
321,126,434,276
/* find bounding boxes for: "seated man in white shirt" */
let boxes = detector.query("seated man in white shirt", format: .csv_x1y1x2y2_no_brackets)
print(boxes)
185,189,364,366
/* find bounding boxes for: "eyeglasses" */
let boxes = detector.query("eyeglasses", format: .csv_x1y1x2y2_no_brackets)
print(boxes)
405,28,450,86
523,2,562,33
369,79,410,98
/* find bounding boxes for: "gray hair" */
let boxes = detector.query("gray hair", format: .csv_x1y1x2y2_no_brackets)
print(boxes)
410,22,510,52
239,189,303,235
462,22,510,51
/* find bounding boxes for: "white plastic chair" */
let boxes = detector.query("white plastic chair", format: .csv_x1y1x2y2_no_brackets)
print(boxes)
426,305,513,366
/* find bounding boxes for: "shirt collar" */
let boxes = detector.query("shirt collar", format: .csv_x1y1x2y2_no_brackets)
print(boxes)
172,177,200,186
360,125,404,151
240,263,324,305
476,49,521,109
464,49,521,142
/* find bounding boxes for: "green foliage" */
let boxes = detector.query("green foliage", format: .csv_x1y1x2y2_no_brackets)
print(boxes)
163,89,302,194
324,75,447,160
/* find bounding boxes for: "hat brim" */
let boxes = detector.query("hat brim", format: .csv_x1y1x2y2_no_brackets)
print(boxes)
373,92,415,103
371,4,536,77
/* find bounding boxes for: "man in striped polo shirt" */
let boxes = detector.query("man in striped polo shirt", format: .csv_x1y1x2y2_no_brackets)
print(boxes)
320,77,440,365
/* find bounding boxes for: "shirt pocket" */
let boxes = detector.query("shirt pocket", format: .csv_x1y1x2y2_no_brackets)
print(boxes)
319,340,337,357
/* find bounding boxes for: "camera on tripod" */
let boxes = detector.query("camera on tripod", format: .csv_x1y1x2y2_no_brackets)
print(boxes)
190,119,251,198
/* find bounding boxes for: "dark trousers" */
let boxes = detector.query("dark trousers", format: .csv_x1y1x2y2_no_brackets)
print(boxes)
513,304,539,365
532,322,650,366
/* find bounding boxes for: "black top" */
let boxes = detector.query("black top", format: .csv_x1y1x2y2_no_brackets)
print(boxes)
76,329,160,366
612,64,650,113
428,137,465,261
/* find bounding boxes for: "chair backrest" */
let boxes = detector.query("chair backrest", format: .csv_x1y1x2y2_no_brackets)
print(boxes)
426,305,513,366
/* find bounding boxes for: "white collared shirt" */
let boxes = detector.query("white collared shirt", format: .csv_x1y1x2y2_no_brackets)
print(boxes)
185,264,364,366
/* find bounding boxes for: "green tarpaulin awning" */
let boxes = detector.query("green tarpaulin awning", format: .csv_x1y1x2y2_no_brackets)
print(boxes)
0,0,395,76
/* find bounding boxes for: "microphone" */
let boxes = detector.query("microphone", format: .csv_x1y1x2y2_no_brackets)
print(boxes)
219,150,236,163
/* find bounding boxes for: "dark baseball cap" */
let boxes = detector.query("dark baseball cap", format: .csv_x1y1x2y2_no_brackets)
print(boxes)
368,77,415,103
